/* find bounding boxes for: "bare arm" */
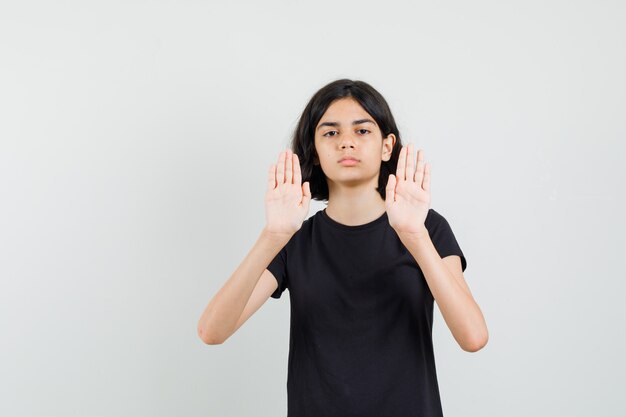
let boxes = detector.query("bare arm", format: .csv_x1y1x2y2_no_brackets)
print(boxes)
196,228,291,344
197,148,311,345
397,230,488,352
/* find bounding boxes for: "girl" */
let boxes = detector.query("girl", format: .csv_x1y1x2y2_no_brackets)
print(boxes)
197,79,488,417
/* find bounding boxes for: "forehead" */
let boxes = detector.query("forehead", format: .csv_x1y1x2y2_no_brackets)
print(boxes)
317,98,373,123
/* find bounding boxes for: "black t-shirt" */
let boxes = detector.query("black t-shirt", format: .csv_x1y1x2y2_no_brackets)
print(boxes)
267,207,467,417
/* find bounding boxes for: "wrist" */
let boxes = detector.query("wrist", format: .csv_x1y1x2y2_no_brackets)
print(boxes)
396,225,430,242
261,227,293,244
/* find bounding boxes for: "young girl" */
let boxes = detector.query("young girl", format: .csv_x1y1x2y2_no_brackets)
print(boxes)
198,79,488,416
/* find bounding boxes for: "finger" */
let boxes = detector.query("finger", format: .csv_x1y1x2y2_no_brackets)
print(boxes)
396,145,407,181
293,153,302,186
385,174,396,208
267,163,277,191
276,150,286,184
422,163,431,191
406,144,415,182
285,149,293,184
302,181,311,204
414,149,424,186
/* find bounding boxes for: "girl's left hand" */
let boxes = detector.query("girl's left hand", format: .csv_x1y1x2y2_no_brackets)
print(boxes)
385,144,431,237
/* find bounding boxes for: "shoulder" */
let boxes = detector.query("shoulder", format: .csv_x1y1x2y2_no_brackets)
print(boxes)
301,211,318,232
286,211,317,245
424,208,460,238
425,207,446,229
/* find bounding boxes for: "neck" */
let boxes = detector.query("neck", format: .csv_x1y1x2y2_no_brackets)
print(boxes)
325,181,386,226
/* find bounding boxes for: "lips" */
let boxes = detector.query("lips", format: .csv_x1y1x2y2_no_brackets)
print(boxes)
338,156,359,162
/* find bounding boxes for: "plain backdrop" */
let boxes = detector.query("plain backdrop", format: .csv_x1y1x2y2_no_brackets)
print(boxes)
1,1,624,416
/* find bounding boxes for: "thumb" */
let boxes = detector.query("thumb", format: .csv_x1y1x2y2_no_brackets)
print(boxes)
301,182,311,203
385,174,396,209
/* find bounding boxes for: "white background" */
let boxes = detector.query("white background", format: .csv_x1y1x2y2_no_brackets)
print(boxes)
1,1,624,416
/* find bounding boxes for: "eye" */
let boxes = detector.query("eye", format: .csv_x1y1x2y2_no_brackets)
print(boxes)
357,129,370,135
323,130,338,137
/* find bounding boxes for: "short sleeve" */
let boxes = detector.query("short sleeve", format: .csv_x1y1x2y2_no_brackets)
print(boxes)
425,209,467,272
267,244,288,299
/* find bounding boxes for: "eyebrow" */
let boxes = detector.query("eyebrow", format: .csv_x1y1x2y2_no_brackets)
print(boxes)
316,119,376,131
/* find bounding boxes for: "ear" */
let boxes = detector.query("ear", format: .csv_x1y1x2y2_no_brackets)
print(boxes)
382,133,396,162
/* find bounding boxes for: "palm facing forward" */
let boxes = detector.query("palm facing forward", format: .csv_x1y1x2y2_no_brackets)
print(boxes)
385,144,431,236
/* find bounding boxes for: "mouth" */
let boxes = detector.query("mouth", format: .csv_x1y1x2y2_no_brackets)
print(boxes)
339,158,359,166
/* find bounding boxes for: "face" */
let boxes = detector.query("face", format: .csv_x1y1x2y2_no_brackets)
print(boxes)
314,97,396,189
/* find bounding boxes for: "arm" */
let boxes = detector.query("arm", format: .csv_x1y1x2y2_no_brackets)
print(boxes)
385,144,488,352
197,148,311,345
196,228,291,345
397,227,488,352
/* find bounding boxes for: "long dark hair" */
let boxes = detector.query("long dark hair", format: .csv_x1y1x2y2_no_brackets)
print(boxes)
290,79,404,202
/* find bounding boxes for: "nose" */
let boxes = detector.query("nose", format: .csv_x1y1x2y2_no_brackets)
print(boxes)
338,131,357,149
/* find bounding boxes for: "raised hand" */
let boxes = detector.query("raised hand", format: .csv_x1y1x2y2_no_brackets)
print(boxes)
385,144,431,236
264,148,311,237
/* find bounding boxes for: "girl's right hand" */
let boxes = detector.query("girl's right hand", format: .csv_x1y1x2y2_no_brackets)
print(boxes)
264,149,311,237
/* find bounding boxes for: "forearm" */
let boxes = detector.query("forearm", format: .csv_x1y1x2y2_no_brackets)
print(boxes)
397,227,488,352
197,228,291,344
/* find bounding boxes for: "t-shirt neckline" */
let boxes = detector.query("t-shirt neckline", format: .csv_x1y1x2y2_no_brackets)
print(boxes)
320,208,388,231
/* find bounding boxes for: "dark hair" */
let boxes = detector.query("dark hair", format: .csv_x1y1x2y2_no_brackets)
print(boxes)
290,78,404,202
